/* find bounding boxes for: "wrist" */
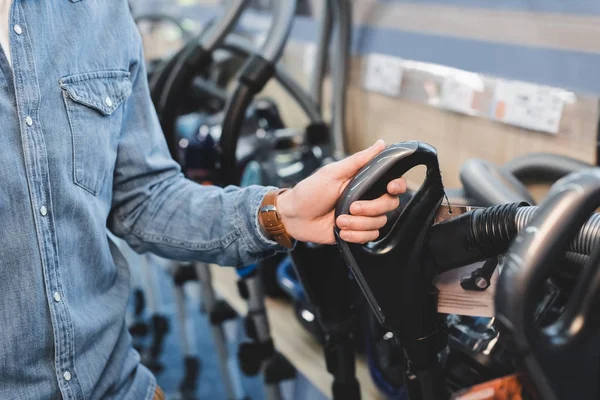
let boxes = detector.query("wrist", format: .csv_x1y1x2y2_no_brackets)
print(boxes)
258,188,296,248
276,188,296,229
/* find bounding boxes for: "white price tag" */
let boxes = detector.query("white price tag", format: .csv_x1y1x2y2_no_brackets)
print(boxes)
363,53,404,97
435,263,497,318
441,77,476,115
303,44,317,75
493,81,564,134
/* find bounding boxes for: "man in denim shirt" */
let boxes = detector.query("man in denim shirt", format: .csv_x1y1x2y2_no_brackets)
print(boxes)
0,1,406,399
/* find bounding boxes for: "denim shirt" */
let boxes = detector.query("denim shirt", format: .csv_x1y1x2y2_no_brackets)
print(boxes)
0,1,279,399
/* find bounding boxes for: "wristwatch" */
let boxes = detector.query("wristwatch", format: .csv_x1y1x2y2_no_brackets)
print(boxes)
258,189,294,249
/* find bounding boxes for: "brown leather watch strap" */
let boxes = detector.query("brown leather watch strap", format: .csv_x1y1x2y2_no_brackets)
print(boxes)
259,189,294,249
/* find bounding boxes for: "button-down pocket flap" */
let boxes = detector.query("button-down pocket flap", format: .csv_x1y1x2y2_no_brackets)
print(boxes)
60,71,132,116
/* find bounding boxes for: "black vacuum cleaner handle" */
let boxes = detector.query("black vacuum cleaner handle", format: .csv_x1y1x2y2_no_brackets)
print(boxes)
335,141,441,218
335,141,445,331
494,169,600,400
334,140,448,400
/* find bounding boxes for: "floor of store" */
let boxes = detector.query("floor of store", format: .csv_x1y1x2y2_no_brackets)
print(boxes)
131,260,327,400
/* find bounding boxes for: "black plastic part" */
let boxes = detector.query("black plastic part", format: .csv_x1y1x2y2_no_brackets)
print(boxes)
495,170,600,400
237,279,250,300
129,321,149,337
324,334,361,400
149,44,187,105
289,242,362,398
133,289,146,316
218,84,255,185
428,202,528,273
460,158,535,206
173,265,198,286
367,309,406,389
149,315,169,359
459,258,497,292
158,43,212,160
334,141,446,400
332,379,361,400
335,141,444,332
404,371,422,400
238,342,262,376
238,339,276,377
209,300,238,325
179,356,201,397
218,56,276,185
264,352,296,384
293,301,325,344
290,243,353,323
502,153,592,183
259,253,288,298
237,55,276,93
305,122,331,146
144,315,169,373
244,314,258,341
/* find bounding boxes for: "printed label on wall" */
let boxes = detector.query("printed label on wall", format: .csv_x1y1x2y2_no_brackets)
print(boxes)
440,77,477,115
363,53,404,97
492,81,565,134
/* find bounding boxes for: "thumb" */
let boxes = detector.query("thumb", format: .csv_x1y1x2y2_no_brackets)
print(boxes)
328,139,386,179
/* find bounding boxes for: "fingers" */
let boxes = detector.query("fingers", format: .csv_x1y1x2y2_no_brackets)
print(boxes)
326,139,386,179
336,214,387,231
387,177,407,195
338,230,380,244
349,193,400,217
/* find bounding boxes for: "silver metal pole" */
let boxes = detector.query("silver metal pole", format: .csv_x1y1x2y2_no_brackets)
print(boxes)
330,0,352,157
195,263,246,400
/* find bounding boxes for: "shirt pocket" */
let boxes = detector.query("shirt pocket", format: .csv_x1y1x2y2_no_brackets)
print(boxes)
60,70,132,195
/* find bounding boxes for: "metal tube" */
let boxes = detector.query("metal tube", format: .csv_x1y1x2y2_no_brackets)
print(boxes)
195,263,246,400
201,0,247,52
222,35,323,123
260,0,297,63
330,0,352,157
309,0,333,110
139,254,162,314
245,275,271,342
174,284,194,356
243,273,283,400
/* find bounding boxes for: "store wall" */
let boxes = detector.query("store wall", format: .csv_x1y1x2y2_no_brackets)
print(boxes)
266,42,598,188
134,0,600,188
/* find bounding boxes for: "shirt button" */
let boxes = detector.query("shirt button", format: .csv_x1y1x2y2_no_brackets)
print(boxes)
13,25,22,35
40,206,48,216
63,371,71,382
53,292,61,302
105,97,113,107
25,116,33,126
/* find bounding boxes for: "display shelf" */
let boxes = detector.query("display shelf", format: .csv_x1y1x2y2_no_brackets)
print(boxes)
209,264,385,400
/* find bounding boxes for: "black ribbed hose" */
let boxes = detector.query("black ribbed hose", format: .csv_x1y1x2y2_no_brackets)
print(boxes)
430,203,599,272
468,203,524,256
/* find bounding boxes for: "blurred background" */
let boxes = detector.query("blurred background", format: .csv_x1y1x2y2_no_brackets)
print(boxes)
123,1,600,399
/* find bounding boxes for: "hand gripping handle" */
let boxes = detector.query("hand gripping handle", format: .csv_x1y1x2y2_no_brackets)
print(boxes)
334,141,445,333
